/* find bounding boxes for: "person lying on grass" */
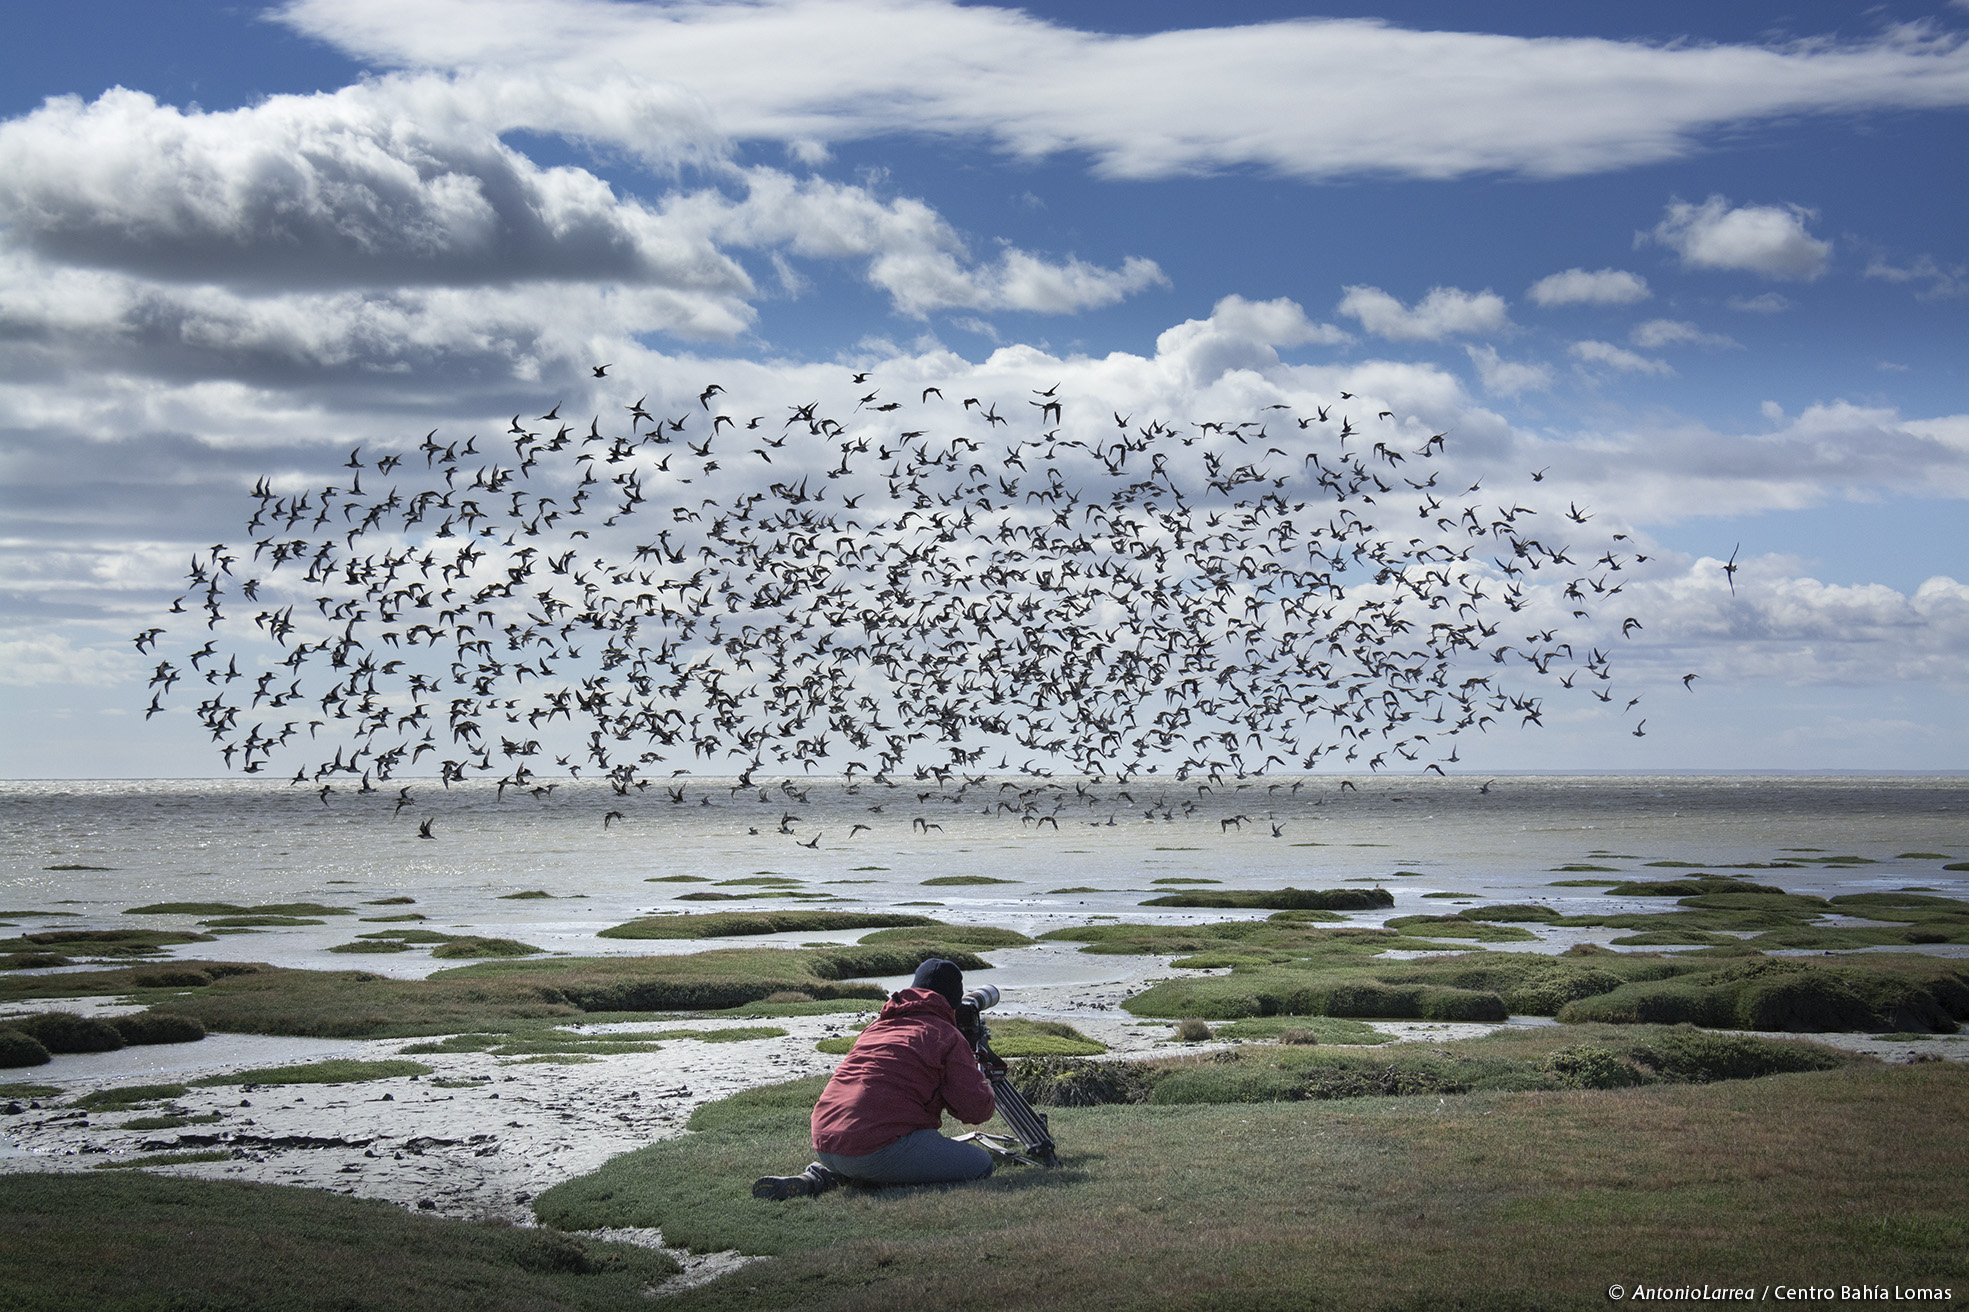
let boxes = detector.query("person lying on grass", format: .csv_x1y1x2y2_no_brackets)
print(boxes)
754,958,995,1199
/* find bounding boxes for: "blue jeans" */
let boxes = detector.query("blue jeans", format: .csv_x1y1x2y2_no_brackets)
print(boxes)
815,1127,995,1185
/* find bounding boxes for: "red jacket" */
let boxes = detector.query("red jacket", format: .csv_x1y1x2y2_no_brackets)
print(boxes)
811,987,996,1157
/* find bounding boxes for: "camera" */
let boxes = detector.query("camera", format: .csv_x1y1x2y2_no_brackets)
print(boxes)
954,984,998,1042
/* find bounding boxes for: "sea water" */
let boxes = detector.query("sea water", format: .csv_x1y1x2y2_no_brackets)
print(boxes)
5,774,1964,974
4,774,1965,1093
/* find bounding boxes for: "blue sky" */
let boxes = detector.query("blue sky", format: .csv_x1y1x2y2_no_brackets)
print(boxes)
1,0,1964,777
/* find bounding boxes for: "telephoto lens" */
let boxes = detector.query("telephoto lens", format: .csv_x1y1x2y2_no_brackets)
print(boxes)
962,985,1000,1011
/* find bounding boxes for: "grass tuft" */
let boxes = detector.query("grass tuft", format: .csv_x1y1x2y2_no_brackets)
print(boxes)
600,911,941,939
1142,887,1394,911
74,1083,190,1110
189,1059,432,1087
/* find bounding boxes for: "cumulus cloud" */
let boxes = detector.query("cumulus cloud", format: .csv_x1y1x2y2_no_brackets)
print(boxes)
1149,295,1351,387
1569,340,1674,375
1637,567,1969,686
0,81,742,291
1337,285,1509,341
0,81,1163,328
276,0,1969,182
1464,345,1553,397
1644,195,1832,280
1629,319,1741,351
1525,268,1651,307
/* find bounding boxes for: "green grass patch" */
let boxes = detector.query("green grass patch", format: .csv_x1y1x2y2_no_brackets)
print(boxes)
498,890,556,899
407,1024,793,1058
2,952,74,972
718,876,805,886
855,925,1032,949
1148,877,1222,885
72,1083,190,1111
190,1059,432,1087
646,875,714,882
1212,1015,1391,1044
200,915,325,927
431,937,543,959
1422,891,1482,899
504,1053,599,1065
1457,904,1565,923
1046,887,1103,894
522,1050,1961,1312
91,1149,236,1170
1610,930,1741,946
327,940,413,953
118,1112,226,1130
2,1011,125,1054
708,997,882,1019
0,945,992,1041
601,911,941,939
1127,968,1511,1021
1,1171,678,1307
1558,955,1969,1032
0,1081,59,1097
363,897,416,905
1139,887,1394,911
360,913,429,923
125,902,354,917
1606,877,1789,897
1383,916,1541,942
0,928,214,958
1899,853,1953,860
919,876,1020,887
1551,864,1622,872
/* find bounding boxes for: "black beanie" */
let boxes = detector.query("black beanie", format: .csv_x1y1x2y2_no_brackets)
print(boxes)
911,958,964,1008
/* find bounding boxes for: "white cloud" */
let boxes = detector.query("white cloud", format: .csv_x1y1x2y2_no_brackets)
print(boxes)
276,0,1969,182
1864,253,1968,300
1525,268,1651,307
1150,295,1351,387
0,634,136,687
1464,344,1553,397
1570,340,1674,375
1636,567,1969,686
1644,195,1832,280
1517,399,1969,525
1337,285,1509,341
1629,319,1740,351
0,81,739,290
1727,292,1792,313
0,82,1163,330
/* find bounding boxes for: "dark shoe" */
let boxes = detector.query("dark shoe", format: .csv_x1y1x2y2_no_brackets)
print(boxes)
752,1163,843,1201
752,1173,813,1201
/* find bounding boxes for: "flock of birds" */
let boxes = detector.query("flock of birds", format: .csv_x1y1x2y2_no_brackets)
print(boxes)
137,373,1652,825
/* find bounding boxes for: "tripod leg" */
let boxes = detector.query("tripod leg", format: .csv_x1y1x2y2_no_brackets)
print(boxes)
987,1073,1059,1168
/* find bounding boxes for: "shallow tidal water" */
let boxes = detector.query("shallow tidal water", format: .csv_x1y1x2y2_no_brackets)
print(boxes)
6,773,1964,977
